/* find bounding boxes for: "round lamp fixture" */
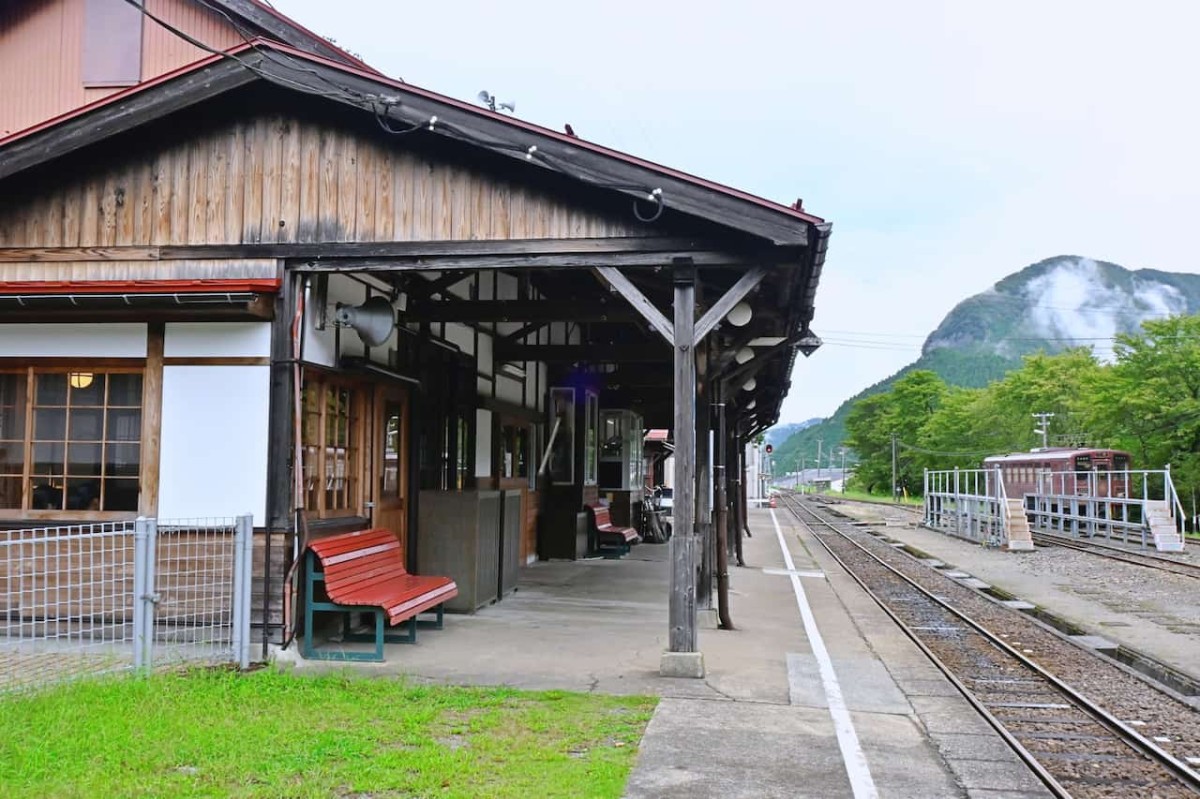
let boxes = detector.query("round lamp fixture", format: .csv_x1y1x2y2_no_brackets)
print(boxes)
726,302,753,327
742,377,757,392
69,372,94,390
735,347,754,364
746,400,756,410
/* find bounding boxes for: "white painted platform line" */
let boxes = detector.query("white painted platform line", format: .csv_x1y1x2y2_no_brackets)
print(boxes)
771,508,879,799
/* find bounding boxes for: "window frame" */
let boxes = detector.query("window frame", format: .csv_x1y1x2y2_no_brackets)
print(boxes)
301,371,366,520
0,363,146,521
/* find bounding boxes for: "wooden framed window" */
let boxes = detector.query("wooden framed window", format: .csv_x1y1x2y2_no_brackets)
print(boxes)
301,375,363,518
0,368,143,517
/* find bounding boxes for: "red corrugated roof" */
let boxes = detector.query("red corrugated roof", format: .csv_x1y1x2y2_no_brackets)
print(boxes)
0,278,281,294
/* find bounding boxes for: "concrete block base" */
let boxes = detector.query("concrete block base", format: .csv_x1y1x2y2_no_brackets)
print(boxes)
660,650,705,679
1006,540,1034,552
697,608,719,630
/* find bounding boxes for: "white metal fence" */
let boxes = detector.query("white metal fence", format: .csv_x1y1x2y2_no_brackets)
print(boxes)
1025,469,1185,546
923,467,1010,547
0,515,252,693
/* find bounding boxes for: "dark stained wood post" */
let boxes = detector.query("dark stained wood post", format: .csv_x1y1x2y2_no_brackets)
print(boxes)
713,381,733,629
695,339,712,611
736,425,749,567
662,262,702,676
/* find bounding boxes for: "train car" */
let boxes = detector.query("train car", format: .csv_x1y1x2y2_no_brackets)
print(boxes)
983,448,1132,505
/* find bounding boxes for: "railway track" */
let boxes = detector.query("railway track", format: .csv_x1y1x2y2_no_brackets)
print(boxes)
779,492,1200,798
821,494,1200,580
1030,532,1200,581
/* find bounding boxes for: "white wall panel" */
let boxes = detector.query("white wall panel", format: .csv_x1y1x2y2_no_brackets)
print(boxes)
443,322,474,356
496,373,524,405
158,365,270,525
0,323,147,357
475,408,492,478
164,322,271,358
476,331,492,375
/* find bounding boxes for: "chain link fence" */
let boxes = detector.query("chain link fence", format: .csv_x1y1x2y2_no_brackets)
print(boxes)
1,515,252,693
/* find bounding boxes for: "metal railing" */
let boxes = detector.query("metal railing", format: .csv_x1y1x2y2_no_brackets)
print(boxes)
923,467,1010,547
1028,469,1184,545
1,514,252,693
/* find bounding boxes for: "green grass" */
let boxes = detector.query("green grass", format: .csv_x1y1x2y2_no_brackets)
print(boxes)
0,668,656,799
783,486,922,507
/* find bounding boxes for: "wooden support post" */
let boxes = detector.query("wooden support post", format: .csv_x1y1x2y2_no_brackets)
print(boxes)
713,383,733,630
695,338,713,612
264,269,299,654
734,427,744,563
661,263,702,678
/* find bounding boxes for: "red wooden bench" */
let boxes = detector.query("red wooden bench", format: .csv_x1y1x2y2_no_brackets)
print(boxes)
302,528,457,662
584,503,641,557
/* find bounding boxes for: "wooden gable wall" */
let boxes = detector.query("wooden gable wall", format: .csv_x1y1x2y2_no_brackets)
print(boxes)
0,110,651,250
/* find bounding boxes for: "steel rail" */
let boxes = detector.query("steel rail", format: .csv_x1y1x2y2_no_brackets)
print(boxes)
1030,531,1200,580
780,493,1200,797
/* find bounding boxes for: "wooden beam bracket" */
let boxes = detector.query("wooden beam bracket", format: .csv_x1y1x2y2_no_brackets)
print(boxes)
592,266,673,345
693,266,766,345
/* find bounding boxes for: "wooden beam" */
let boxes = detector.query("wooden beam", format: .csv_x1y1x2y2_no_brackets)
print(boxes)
668,265,698,657
298,250,747,272
403,299,636,323
500,320,547,343
492,343,668,363
693,266,767,345
0,236,737,263
592,266,673,345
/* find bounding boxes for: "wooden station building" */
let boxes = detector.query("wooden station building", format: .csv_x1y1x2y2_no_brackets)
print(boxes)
0,0,829,672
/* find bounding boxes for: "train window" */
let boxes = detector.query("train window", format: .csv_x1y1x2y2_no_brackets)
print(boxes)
1114,454,1129,470
1075,455,1092,471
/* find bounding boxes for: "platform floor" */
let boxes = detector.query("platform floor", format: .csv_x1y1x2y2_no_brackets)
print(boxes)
830,499,1200,682
282,506,1058,797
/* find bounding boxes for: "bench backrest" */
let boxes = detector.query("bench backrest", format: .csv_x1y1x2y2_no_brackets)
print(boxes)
307,529,407,603
585,503,613,528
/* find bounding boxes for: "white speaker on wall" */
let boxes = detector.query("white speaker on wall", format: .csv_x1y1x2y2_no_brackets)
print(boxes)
334,296,395,347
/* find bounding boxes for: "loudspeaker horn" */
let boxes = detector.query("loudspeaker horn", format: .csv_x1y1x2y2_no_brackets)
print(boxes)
334,296,395,347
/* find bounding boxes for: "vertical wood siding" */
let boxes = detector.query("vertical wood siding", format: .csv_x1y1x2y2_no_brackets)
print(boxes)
0,0,242,138
0,113,650,247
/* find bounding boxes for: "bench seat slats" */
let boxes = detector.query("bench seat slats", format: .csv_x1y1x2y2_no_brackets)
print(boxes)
309,529,400,560
308,528,458,627
584,504,641,554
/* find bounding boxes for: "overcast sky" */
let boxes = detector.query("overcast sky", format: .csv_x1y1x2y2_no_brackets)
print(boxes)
274,0,1200,423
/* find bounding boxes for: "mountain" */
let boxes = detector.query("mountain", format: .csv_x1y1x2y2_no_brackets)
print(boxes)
766,419,820,447
772,256,1200,473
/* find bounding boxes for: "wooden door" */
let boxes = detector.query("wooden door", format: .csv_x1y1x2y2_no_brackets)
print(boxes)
372,387,409,554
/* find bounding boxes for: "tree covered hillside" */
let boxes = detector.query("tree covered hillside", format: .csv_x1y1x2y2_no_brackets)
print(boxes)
771,256,1200,474
845,315,1200,506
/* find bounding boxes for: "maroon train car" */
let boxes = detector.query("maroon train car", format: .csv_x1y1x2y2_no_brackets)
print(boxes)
983,448,1132,502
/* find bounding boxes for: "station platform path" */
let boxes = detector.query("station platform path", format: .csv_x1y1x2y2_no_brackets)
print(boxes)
827,498,1200,684
279,507,1052,798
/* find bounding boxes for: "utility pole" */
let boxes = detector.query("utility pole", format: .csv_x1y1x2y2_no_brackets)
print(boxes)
891,434,898,501
839,447,847,494
816,438,823,485
1032,412,1055,449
